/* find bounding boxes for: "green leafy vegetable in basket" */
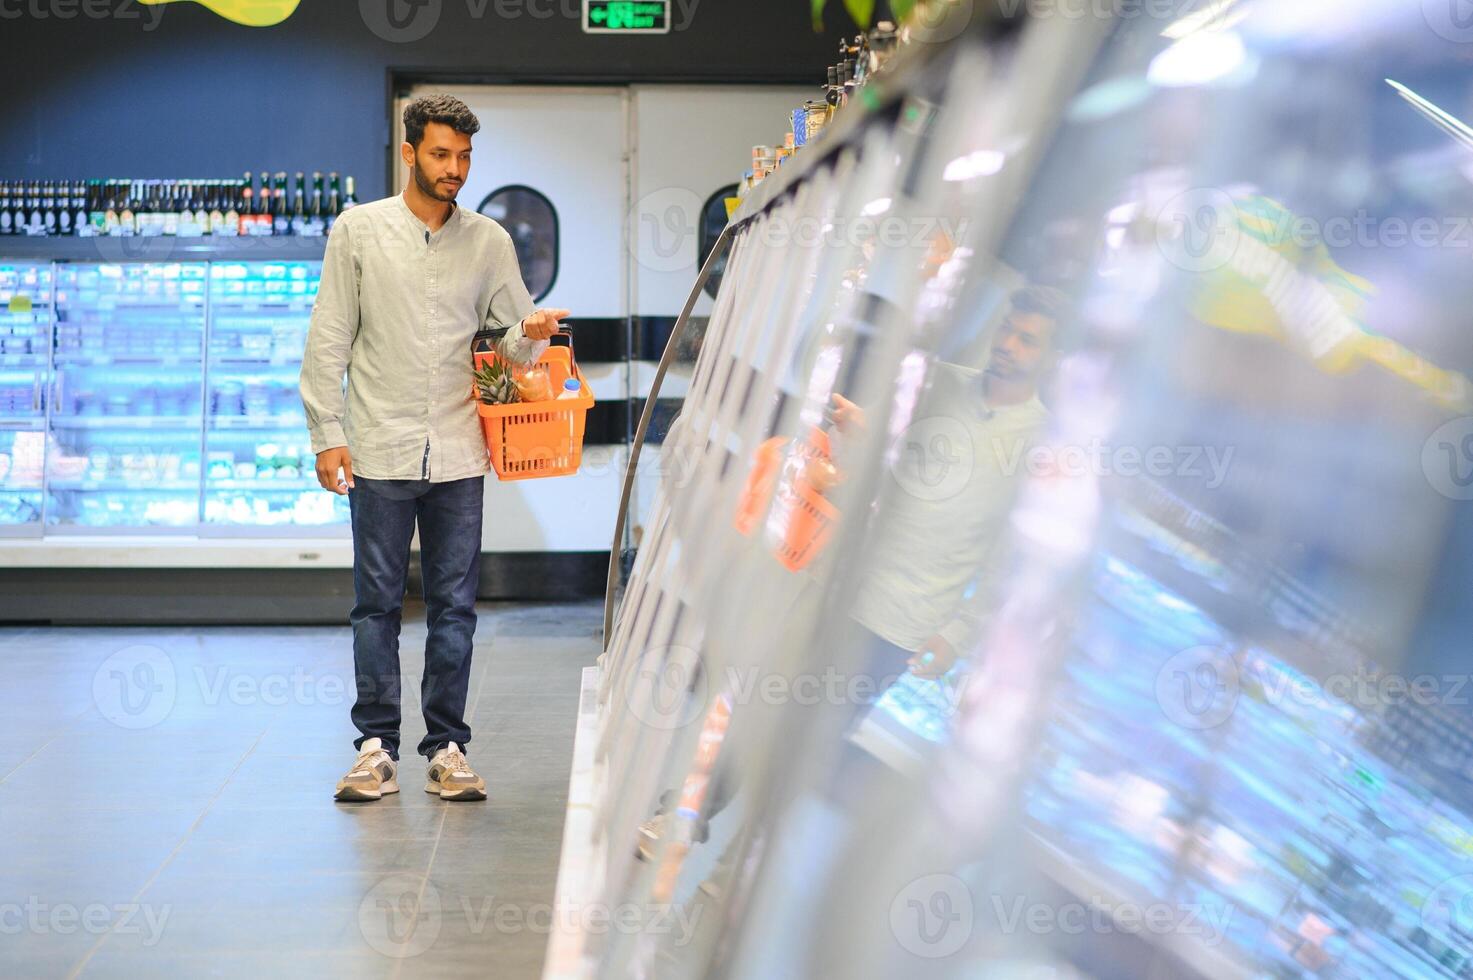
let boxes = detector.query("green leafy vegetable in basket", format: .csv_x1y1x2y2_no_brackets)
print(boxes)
474,358,521,405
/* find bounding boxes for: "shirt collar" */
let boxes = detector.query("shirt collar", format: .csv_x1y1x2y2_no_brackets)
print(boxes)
396,192,460,237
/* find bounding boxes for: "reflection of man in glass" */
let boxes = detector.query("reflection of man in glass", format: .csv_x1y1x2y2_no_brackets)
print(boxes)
848,285,1063,694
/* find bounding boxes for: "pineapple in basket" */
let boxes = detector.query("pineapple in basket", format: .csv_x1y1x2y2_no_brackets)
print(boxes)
474,358,520,405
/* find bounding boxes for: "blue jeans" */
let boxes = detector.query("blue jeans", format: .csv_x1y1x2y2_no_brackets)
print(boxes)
348,475,484,761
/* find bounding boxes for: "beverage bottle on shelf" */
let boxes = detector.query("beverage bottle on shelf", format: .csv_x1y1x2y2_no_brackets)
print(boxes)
160,180,180,236
325,172,342,232
13,184,28,236
271,172,289,236
0,183,12,236
192,181,210,232
236,172,254,236
178,181,201,237
26,182,45,236
221,179,241,237
42,180,59,236
206,181,224,235
70,181,88,237
343,175,358,210
254,171,272,235
291,172,306,235
103,182,120,236
87,180,106,235
56,181,74,236
117,181,135,236
306,172,325,236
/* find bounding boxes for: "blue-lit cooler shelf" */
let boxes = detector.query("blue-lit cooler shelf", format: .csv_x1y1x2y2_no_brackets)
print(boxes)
0,251,347,535
48,263,206,530
0,262,52,535
205,261,345,528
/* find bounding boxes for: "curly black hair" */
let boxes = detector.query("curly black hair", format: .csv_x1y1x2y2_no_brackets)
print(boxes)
1009,284,1068,323
403,94,481,149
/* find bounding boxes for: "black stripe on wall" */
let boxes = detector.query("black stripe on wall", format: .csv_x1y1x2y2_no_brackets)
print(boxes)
633,316,708,362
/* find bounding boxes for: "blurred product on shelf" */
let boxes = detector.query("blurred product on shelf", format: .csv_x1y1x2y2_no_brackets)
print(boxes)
737,19,903,197
0,172,358,238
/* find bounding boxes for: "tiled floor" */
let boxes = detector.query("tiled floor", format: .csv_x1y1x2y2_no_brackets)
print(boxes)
0,600,602,979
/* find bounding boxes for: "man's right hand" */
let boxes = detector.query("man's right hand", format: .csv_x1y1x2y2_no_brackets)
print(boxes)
315,447,354,495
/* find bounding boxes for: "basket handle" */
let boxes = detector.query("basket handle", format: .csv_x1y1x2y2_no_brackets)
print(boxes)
548,327,578,381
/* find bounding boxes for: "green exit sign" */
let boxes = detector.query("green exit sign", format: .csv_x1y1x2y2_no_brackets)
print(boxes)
583,0,670,33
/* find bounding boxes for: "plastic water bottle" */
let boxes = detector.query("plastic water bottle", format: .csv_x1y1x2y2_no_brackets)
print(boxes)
557,379,581,400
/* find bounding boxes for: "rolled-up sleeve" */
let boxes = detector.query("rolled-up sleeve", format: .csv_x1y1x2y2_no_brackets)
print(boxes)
486,232,546,365
300,217,359,453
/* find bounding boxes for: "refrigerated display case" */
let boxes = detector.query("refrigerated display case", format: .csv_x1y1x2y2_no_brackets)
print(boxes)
0,241,349,539
48,262,207,530
204,261,345,529
574,3,1473,979
0,261,51,535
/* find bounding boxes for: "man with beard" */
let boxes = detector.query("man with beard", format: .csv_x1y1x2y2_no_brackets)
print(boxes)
301,94,567,802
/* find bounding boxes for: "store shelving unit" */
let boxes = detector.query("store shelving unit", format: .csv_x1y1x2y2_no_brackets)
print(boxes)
0,260,52,536
0,238,348,566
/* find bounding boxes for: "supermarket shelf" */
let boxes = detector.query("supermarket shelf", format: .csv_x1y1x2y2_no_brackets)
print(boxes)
206,479,316,491
0,236,329,262
209,415,307,430
208,357,304,368
48,479,200,492
0,416,44,427
0,355,49,367
53,354,203,367
0,534,352,568
51,416,202,429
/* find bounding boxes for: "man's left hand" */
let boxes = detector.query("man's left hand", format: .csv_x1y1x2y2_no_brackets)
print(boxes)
908,634,957,680
522,308,571,340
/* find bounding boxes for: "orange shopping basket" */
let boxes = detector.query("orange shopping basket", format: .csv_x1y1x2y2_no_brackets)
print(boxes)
473,328,594,481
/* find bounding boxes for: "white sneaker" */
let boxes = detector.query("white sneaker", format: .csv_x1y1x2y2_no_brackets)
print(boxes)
426,742,487,801
335,738,399,801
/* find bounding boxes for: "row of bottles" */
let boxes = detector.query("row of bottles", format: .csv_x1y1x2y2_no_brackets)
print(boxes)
0,173,359,238
743,21,904,194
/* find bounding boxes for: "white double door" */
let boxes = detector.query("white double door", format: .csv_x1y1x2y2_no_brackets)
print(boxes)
394,83,810,553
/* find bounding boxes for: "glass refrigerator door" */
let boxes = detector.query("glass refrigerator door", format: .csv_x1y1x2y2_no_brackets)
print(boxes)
48,263,206,530
204,261,346,530
0,262,51,535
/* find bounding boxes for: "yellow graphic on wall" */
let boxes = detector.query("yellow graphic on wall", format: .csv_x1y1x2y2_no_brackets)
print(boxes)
138,0,301,27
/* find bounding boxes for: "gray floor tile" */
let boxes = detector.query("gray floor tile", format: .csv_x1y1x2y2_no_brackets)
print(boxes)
0,601,597,978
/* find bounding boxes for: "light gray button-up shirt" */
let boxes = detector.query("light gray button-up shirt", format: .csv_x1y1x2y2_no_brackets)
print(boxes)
300,193,547,482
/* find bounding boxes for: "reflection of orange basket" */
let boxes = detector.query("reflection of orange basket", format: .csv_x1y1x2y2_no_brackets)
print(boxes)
734,427,839,571
473,330,594,482
775,428,839,572
734,436,787,536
